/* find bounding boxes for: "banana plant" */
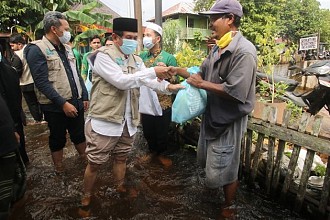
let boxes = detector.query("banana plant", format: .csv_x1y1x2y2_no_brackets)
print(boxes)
17,0,112,40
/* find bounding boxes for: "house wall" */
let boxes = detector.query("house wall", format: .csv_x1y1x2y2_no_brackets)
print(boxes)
174,14,210,52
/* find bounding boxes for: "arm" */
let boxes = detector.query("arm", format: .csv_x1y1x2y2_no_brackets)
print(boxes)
188,53,256,102
169,66,190,79
93,53,172,90
11,54,23,77
187,74,235,100
25,45,67,107
78,69,89,111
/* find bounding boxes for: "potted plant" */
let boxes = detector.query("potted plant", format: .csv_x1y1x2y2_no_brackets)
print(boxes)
252,24,295,124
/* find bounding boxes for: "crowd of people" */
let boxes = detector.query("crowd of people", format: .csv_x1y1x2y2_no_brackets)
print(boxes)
0,0,257,219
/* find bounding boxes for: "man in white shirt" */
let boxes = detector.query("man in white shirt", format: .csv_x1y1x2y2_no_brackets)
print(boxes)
80,17,182,215
10,34,44,124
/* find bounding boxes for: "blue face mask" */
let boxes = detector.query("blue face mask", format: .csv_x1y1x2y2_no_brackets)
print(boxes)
120,39,138,55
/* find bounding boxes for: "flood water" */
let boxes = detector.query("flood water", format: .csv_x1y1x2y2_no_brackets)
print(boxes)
8,123,308,220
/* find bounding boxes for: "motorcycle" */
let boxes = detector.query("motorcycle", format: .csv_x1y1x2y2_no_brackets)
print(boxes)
288,60,330,115
256,60,330,115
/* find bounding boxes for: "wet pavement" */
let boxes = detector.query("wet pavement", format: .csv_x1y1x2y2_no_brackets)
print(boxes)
8,122,308,220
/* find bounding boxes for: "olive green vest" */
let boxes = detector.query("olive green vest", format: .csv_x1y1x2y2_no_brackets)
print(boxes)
88,45,142,126
31,36,82,104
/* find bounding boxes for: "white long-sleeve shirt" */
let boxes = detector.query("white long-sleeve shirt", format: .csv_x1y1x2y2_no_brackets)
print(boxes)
87,52,171,137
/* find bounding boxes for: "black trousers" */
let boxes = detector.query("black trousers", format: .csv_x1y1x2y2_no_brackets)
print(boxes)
21,84,43,122
43,109,86,152
141,108,171,154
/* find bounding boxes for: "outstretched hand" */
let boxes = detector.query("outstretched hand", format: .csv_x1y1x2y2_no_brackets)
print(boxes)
154,66,175,80
167,83,185,93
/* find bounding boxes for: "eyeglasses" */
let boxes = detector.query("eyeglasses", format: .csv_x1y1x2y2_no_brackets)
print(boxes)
91,42,101,44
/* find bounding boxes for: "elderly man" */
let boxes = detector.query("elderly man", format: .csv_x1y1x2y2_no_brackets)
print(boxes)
80,17,183,215
170,0,257,217
25,11,89,174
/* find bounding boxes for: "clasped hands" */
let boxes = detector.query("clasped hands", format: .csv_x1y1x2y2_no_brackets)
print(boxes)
155,65,203,89
153,65,177,80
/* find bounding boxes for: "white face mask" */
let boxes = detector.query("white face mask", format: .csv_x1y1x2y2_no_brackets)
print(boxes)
143,36,155,50
58,31,71,44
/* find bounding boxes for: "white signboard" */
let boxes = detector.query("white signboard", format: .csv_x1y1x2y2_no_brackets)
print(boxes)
299,36,318,50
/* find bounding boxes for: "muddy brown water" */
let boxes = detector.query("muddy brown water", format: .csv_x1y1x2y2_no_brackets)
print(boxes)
8,122,307,220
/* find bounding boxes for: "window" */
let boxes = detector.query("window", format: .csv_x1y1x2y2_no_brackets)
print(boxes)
187,18,194,28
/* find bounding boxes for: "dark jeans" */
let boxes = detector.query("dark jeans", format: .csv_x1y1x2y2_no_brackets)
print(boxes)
21,84,43,122
141,108,171,154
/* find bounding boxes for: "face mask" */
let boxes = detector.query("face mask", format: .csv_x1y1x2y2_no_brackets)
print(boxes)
216,31,236,49
120,39,138,55
0,52,2,62
143,37,155,50
58,31,71,44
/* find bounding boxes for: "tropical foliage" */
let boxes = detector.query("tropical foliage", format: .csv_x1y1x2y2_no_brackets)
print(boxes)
175,42,205,68
1,0,112,41
193,0,330,46
162,19,182,55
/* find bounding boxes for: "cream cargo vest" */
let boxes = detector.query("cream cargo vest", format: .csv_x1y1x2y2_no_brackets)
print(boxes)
30,37,82,104
88,46,142,126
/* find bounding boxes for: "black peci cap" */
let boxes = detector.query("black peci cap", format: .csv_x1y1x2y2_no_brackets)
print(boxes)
113,17,138,33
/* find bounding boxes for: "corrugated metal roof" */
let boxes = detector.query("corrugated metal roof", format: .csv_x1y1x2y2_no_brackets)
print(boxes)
162,2,196,17
148,2,197,21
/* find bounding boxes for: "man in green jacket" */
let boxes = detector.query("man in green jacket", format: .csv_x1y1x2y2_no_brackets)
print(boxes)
139,22,178,166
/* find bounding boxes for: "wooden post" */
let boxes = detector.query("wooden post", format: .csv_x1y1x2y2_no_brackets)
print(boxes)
266,136,275,194
134,0,143,52
280,144,301,202
245,129,253,174
271,140,286,193
249,133,265,185
319,156,330,214
294,149,315,212
155,0,162,27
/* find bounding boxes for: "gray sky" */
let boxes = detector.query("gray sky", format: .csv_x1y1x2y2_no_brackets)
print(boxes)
100,0,193,23
100,0,330,23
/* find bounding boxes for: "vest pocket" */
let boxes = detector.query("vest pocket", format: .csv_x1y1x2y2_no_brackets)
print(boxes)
48,70,58,82
46,56,61,71
98,87,120,108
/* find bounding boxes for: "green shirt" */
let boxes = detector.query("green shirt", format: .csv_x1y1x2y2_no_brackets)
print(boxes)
139,50,177,68
139,49,178,110
81,51,92,81
73,48,82,74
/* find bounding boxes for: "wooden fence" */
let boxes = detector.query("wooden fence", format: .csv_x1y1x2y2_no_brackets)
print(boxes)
241,104,330,217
